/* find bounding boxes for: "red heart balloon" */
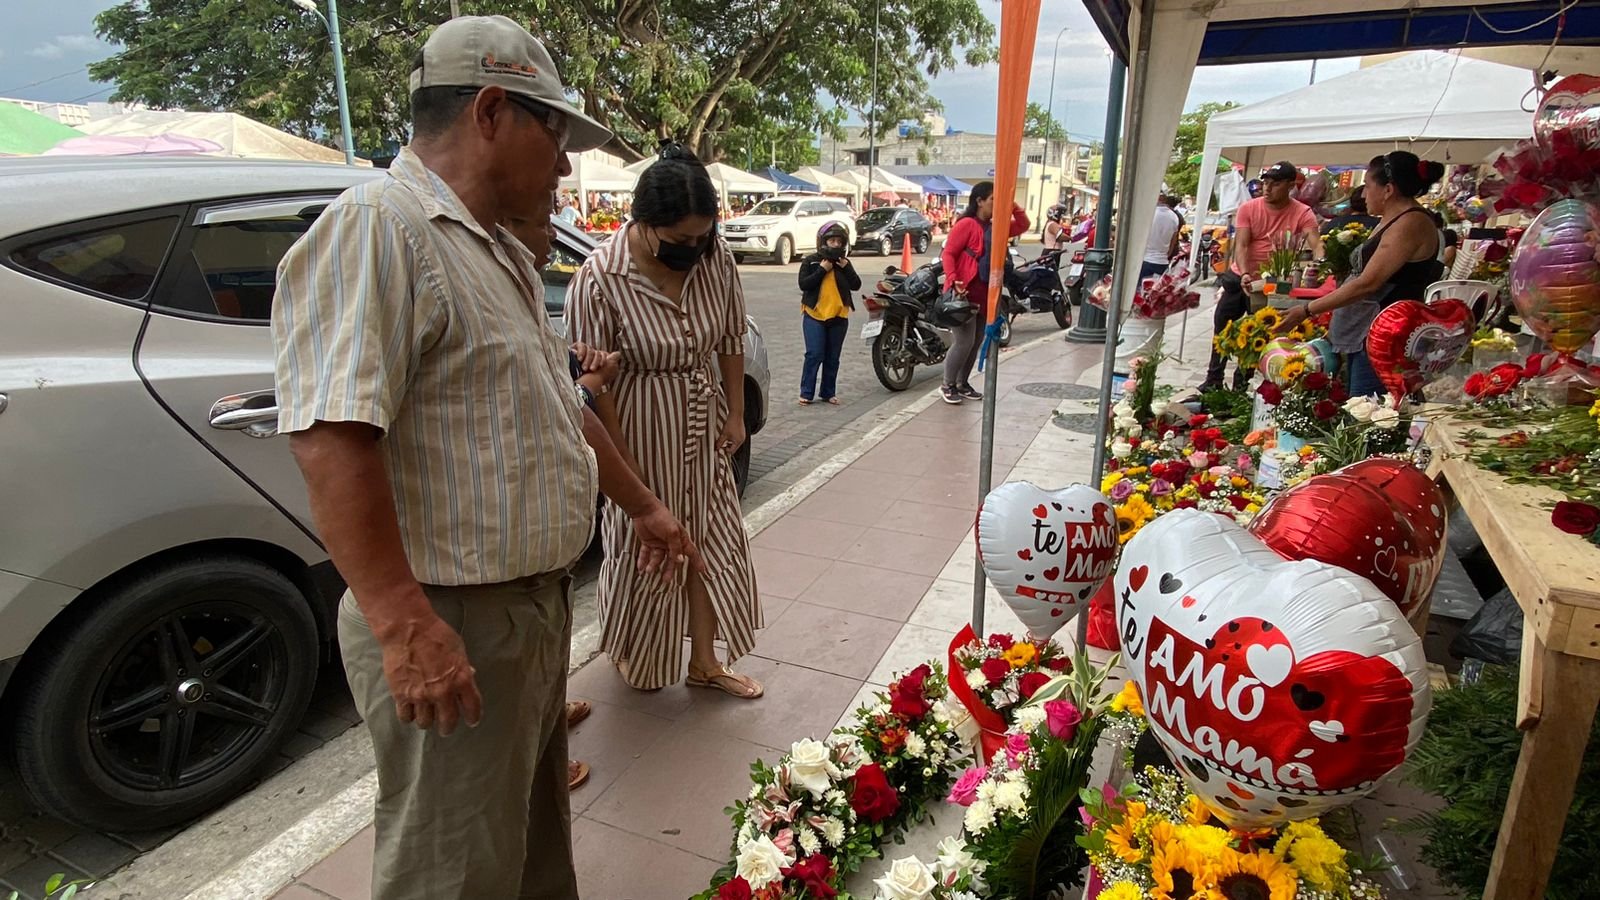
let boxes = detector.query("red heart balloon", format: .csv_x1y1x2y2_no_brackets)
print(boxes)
1249,459,1447,618
1365,298,1473,400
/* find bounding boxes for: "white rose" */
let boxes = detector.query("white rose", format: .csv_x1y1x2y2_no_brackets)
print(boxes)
935,836,983,878
1015,705,1047,732
1111,440,1132,459
904,732,927,759
1127,424,1143,439
1369,406,1401,430
787,738,840,798
965,668,989,691
1152,399,1174,418
1338,230,1356,245
735,835,792,889
1343,397,1375,421
1114,415,1139,430
875,856,939,900
798,826,822,855
963,798,996,835
821,817,846,847
1113,401,1133,418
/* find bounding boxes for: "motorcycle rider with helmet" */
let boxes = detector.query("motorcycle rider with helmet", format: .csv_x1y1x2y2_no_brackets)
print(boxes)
1042,204,1069,251
796,222,860,405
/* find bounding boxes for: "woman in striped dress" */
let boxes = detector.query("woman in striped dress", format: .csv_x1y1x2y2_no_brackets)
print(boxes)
565,145,764,699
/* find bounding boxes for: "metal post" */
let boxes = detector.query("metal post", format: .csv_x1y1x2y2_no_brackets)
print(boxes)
1066,57,1126,343
324,0,356,166
867,0,880,205
1042,27,1068,227
971,335,1000,637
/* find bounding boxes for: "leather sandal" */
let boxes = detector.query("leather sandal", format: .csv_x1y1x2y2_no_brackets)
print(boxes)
686,665,764,699
565,700,591,728
568,760,591,791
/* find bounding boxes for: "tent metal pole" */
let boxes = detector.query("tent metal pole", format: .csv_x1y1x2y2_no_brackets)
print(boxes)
1065,57,1126,344
1079,0,1154,651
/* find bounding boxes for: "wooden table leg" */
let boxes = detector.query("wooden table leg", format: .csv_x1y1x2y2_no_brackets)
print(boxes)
1482,636,1600,900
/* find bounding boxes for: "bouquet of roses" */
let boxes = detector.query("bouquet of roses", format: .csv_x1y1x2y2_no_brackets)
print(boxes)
1131,264,1202,319
1486,127,1600,216
1319,221,1370,282
870,840,987,900
951,634,1071,724
1104,411,1264,540
1256,370,1350,440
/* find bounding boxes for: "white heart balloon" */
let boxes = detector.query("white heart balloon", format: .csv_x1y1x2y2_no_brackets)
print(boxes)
1114,508,1431,828
976,482,1118,640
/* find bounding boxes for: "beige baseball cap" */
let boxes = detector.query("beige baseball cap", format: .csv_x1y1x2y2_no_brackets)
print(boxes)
410,15,612,152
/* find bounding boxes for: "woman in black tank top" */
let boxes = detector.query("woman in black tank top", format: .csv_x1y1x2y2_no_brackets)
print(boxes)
1275,151,1447,397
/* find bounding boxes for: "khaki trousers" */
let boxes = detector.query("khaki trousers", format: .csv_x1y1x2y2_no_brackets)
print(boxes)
338,572,576,900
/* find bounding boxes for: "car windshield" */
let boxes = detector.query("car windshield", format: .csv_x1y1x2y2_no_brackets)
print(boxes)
857,209,896,228
748,200,797,217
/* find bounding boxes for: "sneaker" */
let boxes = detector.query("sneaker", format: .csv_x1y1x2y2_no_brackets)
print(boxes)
940,385,963,405
957,384,984,401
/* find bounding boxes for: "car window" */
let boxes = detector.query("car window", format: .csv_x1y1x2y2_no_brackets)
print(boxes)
10,216,179,301
856,209,895,229
541,239,585,318
749,200,797,217
158,197,333,321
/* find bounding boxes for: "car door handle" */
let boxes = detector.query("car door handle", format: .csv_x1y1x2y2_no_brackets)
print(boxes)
209,392,279,438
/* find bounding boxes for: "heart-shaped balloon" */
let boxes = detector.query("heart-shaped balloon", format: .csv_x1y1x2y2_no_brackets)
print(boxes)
1509,199,1600,354
1249,459,1447,618
1365,298,1473,400
1115,508,1430,828
1256,338,1324,385
977,482,1117,639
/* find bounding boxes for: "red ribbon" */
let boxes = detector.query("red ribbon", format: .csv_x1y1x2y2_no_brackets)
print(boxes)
947,625,1010,765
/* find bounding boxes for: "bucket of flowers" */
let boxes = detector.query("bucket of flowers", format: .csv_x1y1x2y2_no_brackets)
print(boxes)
948,628,1071,765
1320,221,1370,283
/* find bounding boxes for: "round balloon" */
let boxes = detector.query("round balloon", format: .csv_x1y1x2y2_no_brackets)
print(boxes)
1365,298,1473,400
976,482,1117,640
1534,74,1600,149
1509,199,1600,353
1249,459,1447,618
1114,509,1430,828
1257,338,1324,385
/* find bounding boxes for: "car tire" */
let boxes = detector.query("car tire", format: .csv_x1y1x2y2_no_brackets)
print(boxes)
880,235,894,257
11,556,320,831
914,232,930,254
731,437,752,497
772,236,792,265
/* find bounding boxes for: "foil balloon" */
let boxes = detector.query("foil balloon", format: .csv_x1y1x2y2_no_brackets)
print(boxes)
1365,298,1473,400
1509,198,1600,354
1257,338,1324,385
976,482,1117,640
1534,74,1600,150
1305,337,1339,373
1114,509,1431,828
1249,459,1448,619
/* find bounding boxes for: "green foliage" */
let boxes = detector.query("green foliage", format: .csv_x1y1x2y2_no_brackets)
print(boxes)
90,0,995,163
1164,101,1239,205
1024,102,1066,142
1129,355,1159,424
1199,387,1253,446
1405,666,1600,900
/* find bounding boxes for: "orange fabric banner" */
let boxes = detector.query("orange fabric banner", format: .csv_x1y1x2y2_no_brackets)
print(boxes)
984,0,1043,324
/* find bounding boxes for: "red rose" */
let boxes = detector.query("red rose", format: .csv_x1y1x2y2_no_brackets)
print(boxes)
1256,381,1284,405
717,877,753,900
1484,363,1523,397
1314,399,1339,420
987,632,1016,651
849,763,901,823
1303,372,1330,391
783,854,838,899
1497,431,1529,448
1175,499,1199,509
1197,481,1218,498
889,664,933,721
1045,656,1071,672
1552,501,1600,537
980,657,1010,685
1213,439,1230,453
1189,414,1210,428
1018,671,1052,699
1228,493,1251,511
1523,353,1547,378
1328,382,1349,403
1463,372,1488,398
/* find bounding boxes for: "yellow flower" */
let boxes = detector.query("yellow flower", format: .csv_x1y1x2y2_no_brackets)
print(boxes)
1099,883,1146,900
1151,841,1213,900
1102,471,1126,493
1122,493,1156,524
1273,820,1348,891
1256,309,1282,330
1212,848,1298,900
1112,680,1144,716
1230,476,1250,489
1116,508,1142,544
1107,800,1151,863
1125,465,1150,477
1177,823,1234,861
1249,336,1269,352
1279,359,1306,383
1002,642,1039,669
1181,794,1213,826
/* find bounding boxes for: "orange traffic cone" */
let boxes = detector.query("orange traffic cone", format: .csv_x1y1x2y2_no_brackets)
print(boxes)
900,232,914,272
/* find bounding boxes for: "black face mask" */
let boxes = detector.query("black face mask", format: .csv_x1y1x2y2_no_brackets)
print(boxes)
653,229,707,272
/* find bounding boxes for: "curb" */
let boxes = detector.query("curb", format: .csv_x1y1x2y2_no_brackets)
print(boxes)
157,328,1071,900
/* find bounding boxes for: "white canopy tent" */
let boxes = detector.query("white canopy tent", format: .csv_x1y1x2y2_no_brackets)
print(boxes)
78,110,364,165
790,166,859,197
839,165,924,197
705,162,778,196
1190,50,1539,252
561,153,639,215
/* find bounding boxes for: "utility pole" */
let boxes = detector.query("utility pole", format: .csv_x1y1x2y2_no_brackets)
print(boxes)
867,0,880,206
1042,26,1069,226
450,0,460,17
292,0,355,166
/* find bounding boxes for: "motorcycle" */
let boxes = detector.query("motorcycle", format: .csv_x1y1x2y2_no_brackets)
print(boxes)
1003,246,1072,331
861,261,964,392
1061,246,1088,309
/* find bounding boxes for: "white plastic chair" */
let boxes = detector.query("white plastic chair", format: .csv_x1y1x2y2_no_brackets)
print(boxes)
1426,279,1501,325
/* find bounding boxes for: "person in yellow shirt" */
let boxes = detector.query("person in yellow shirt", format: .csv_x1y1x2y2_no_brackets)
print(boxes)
796,222,861,405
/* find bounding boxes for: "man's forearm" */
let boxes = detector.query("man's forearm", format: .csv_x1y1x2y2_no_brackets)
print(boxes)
289,424,432,639
582,407,658,517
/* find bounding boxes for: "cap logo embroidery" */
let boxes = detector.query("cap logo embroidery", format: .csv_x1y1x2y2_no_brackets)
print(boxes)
481,53,539,78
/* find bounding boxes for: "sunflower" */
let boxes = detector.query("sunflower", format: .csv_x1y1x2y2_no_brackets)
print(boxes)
1279,360,1306,383
1256,309,1282,330
1122,493,1156,525
1116,508,1141,544
1212,848,1298,900
1106,801,1152,862
1150,841,1213,900
1002,641,1039,669
1099,883,1147,900
1249,336,1269,352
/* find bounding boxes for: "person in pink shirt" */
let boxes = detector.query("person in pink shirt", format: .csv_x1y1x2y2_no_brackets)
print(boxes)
1200,161,1322,390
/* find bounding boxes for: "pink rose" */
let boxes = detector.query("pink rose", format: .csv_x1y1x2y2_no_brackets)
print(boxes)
946,765,986,806
1150,478,1174,497
1044,699,1082,742
1005,731,1032,769
1188,451,1211,469
1235,453,1254,474
1110,479,1136,501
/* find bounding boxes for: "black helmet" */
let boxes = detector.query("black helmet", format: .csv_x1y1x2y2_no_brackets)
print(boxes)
817,221,849,249
1047,204,1069,223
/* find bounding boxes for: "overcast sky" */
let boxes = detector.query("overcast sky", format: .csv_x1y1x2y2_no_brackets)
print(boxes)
0,1,1362,140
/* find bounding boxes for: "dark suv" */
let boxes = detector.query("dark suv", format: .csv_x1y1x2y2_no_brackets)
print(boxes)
854,207,933,256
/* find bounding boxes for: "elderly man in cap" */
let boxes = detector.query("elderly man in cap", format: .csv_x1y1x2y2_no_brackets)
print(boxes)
1200,160,1321,391
272,16,697,898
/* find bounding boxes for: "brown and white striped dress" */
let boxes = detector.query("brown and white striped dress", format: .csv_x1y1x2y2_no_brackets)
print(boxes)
565,224,761,690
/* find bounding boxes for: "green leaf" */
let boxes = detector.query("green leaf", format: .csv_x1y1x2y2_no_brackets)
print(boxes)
44,875,62,894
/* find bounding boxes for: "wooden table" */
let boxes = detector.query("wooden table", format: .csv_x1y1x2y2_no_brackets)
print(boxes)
1424,414,1600,900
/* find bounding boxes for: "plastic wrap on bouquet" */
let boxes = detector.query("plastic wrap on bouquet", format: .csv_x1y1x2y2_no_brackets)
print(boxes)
1084,579,1119,651
1509,199,1600,383
946,626,1009,765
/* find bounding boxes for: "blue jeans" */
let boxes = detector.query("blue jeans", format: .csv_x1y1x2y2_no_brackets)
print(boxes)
1345,349,1384,398
801,314,849,400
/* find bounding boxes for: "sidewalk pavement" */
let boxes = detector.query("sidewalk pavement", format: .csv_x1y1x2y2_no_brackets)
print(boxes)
267,306,1451,900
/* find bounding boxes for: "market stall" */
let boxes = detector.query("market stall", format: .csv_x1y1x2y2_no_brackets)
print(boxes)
765,166,819,193
838,165,924,205
790,166,862,207
559,153,638,217
77,110,364,165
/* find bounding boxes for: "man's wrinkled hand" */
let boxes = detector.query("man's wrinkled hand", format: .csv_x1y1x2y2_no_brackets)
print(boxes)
631,502,705,578
377,612,482,736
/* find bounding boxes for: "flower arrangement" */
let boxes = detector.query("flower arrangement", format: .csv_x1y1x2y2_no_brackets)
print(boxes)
1078,767,1389,900
586,209,621,232
870,842,986,900
951,634,1071,723
1088,267,1203,320
1260,230,1309,285
1213,307,1324,376
1485,127,1600,216
1463,363,1525,401
946,655,1122,899
698,665,964,900
1103,408,1264,542
1255,370,1350,440
1320,221,1370,282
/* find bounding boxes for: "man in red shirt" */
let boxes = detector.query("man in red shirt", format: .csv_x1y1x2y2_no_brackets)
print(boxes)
1200,161,1321,390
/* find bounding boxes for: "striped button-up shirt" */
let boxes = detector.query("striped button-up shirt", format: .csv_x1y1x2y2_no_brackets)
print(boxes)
272,149,596,586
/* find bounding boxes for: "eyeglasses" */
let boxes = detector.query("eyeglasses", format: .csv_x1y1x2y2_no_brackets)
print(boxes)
457,88,570,152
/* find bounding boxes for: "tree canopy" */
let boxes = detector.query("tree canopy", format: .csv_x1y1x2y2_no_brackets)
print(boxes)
1023,102,1065,142
1163,100,1238,204
89,0,995,166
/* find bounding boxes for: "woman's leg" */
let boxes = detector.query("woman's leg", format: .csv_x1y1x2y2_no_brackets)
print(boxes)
686,570,761,697
943,314,981,387
800,314,824,400
820,317,848,400
1346,349,1384,398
